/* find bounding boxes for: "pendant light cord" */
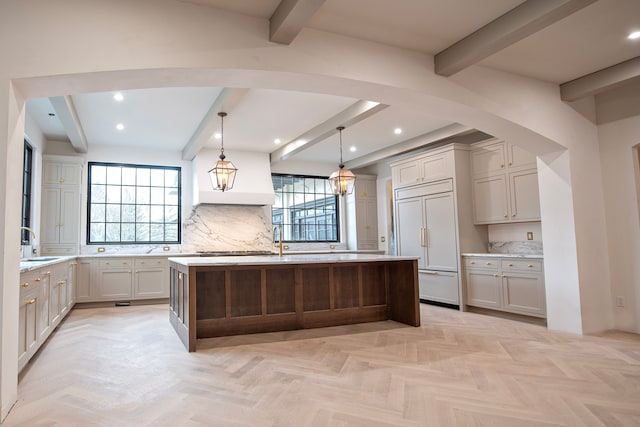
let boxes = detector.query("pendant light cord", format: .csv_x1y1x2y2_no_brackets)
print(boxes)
218,112,227,160
337,126,345,168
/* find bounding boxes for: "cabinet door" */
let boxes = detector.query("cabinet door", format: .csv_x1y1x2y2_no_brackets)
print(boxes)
423,192,457,271
509,169,540,222
18,292,39,371
392,160,420,188
41,187,61,244
356,198,378,249
507,143,537,169
134,258,168,298
357,179,376,198
502,273,546,317
419,271,459,304
472,175,509,224
76,260,93,302
37,272,51,342
419,151,452,182
59,163,81,185
471,142,505,176
49,277,62,325
465,270,502,308
59,187,80,244
42,161,62,185
396,198,426,269
98,269,132,299
67,262,77,308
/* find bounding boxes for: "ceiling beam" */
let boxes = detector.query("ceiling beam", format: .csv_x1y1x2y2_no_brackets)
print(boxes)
434,0,597,76
181,88,250,161
270,0,326,44
49,95,88,153
270,100,388,164
344,124,478,169
560,56,640,101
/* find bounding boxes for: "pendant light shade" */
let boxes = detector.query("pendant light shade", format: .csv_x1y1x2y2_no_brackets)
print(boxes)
328,126,356,196
208,112,238,192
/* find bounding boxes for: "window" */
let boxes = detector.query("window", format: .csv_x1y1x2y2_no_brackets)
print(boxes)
271,174,339,242
87,162,181,244
21,140,33,244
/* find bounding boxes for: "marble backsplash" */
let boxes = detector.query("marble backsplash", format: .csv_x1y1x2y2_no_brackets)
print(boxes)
489,241,543,255
181,204,273,253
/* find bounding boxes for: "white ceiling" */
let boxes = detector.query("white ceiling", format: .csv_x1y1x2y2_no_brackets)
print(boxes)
25,0,640,165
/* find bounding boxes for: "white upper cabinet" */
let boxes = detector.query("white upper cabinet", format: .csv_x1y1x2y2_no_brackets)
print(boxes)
43,157,82,186
392,148,453,188
470,139,540,224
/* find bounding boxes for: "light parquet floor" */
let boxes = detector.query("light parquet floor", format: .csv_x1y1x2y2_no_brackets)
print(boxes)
5,304,640,426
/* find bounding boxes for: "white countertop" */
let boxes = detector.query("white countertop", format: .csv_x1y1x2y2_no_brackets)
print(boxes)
169,253,418,266
462,253,544,259
19,256,76,273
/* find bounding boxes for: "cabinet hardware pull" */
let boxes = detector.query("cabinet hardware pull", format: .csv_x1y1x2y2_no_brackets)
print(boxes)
470,261,475,265
508,162,512,166
493,274,499,277
178,273,183,279
59,178,65,183
424,228,429,247
70,262,77,265
20,282,29,288
46,271,51,275
512,214,516,217
424,271,438,275
503,214,508,218
419,227,425,247
500,164,504,168
527,264,534,267
502,274,507,278
34,277,41,282
486,262,492,265
57,280,66,285
27,299,36,305
508,263,513,267
105,262,110,265
140,261,145,265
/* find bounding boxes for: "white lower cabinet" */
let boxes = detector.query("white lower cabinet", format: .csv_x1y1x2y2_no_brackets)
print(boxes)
19,260,76,373
134,258,169,298
77,256,169,302
464,256,546,318
419,271,459,305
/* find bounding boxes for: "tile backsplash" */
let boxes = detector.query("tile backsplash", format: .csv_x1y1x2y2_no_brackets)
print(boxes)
489,241,543,255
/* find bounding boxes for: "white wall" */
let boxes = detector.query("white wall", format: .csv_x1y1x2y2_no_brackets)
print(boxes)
598,115,640,333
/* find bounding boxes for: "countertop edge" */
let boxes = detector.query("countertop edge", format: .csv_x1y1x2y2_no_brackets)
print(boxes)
168,254,419,266
461,253,544,259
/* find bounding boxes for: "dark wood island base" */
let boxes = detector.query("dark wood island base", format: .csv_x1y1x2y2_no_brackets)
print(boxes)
169,255,419,351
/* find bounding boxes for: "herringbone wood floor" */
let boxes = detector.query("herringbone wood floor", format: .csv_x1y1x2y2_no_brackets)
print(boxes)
5,304,640,426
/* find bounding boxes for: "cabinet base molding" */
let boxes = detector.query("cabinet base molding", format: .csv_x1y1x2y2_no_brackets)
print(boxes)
465,306,547,326
74,298,169,309
420,298,459,310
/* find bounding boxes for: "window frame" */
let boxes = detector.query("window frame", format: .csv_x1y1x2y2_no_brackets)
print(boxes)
21,140,33,244
86,162,182,245
271,173,340,243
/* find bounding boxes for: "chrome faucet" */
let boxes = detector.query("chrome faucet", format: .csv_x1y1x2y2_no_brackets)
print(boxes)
273,225,283,257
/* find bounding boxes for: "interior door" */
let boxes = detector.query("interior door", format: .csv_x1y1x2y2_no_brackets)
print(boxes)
395,197,425,269
423,192,457,271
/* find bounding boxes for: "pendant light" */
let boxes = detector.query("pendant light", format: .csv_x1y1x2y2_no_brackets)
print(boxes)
328,126,356,196
208,112,238,192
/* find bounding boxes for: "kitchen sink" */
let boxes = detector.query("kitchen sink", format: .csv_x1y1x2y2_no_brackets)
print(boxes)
21,256,61,262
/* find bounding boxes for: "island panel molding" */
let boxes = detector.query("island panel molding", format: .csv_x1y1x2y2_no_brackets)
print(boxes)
169,254,420,351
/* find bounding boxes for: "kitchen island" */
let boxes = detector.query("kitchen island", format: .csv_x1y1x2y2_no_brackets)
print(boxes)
168,254,420,351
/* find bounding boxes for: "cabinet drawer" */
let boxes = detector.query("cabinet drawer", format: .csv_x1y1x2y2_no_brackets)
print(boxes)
134,258,167,268
501,259,542,272
419,271,459,305
463,257,499,271
98,258,132,268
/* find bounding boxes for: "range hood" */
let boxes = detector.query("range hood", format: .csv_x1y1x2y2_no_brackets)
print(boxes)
192,148,275,206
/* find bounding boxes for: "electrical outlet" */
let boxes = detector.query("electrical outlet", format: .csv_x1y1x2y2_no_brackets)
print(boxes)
616,296,625,307
163,246,170,251
380,236,386,242
97,247,105,253
527,232,533,240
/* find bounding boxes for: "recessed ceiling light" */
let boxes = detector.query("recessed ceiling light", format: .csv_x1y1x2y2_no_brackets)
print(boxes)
214,132,221,139
394,128,402,135
349,146,356,152
628,31,640,40
116,123,124,131
274,138,281,144
113,93,124,102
